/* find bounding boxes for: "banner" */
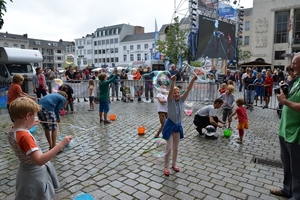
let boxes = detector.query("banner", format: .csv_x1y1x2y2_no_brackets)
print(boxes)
218,2,238,21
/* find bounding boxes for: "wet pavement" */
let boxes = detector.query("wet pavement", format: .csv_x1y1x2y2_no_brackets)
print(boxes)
0,93,287,200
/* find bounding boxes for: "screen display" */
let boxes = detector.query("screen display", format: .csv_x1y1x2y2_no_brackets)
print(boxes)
197,15,236,60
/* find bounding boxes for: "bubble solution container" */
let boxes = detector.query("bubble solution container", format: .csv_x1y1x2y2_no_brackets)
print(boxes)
137,126,146,135
74,192,94,200
109,114,117,121
223,129,232,138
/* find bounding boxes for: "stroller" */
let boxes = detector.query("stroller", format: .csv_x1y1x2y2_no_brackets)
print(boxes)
121,86,134,102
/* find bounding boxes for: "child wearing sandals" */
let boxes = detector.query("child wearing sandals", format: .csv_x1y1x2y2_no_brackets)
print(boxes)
162,74,197,176
228,98,248,144
7,97,72,200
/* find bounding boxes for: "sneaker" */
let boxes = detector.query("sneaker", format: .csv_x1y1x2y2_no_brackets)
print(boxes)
146,98,149,101
116,98,120,101
100,119,104,123
151,100,154,103
104,120,111,124
270,188,291,198
84,99,88,102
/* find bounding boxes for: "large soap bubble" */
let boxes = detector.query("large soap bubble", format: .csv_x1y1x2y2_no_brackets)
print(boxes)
153,71,172,92
52,78,64,93
151,138,167,158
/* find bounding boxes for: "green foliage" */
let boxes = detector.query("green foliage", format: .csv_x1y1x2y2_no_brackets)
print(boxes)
191,61,203,67
238,45,252,63
156,16,190,64
0,0,13,29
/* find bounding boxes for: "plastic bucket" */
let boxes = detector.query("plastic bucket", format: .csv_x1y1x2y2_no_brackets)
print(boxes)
109,114,117,121
223,129,232,138
137,126,146,135
74,193,94,200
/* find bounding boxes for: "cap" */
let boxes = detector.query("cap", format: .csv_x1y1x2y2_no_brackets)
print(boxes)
262,69,266,72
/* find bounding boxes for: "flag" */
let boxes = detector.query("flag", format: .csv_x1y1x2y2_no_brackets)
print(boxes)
288,9,294,32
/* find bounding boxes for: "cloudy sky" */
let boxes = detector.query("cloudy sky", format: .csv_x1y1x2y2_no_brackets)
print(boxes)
1,0,253,42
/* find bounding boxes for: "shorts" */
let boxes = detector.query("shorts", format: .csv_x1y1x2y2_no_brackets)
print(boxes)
264,88,272,97
237,121,249,130
37,108,57,130
89,96,94,102
222,108,232,122
99,99,110,113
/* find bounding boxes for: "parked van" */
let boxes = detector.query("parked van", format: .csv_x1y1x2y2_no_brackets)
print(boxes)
0,47,42,88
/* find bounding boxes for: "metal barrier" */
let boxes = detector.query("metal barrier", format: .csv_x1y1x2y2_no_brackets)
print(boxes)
241,84,280,110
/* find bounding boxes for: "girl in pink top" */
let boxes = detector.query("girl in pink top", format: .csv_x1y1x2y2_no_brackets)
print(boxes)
229,98,249,144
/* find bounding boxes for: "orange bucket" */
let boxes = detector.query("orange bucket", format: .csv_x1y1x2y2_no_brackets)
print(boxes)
137,126,146,135
109,114,116,121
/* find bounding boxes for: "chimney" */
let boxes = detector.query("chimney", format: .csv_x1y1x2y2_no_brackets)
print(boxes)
23,33,28,38
134,26,144,34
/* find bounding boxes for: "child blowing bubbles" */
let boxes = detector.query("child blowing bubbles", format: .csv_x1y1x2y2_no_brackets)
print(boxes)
162,74,197,176
7,97,72,200
229,98,248,144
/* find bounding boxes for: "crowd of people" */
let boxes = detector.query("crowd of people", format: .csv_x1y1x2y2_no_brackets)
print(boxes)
5,54,300,199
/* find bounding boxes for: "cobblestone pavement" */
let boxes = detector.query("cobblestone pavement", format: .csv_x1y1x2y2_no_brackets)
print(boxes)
0,95,287,200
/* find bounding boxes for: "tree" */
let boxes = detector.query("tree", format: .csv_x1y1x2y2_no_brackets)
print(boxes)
0,0,13,29
156,16,190,64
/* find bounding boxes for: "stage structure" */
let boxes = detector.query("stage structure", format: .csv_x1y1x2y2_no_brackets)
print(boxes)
188,0,243,73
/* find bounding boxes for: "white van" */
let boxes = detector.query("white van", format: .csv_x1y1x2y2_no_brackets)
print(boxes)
125,60,166,73
0,47,42,88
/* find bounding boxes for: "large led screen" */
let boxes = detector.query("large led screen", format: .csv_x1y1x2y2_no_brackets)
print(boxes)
197,15,236,60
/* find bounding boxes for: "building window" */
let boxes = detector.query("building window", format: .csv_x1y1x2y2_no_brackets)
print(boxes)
110,39,114,44
87,40,91,45
87,49,92,54
111,58,114,62
106,39,109,45
274,65,285,71
137,54,141,61
4,42,8,47
130,45,134,50
57,50,62,53
57,57,62,61
274,11,289,43
94,41,97,46
94,50,98,54
103,30,105,36
144,53,148,60
245,21,250,31
106,58,110,62
123,55,127,62
244,36,249,45
13,44,18,48
84,50,86,55
102,40,105,45
77,60,81,66
144,44,148,49
137,44,141,50
98,41,101,45
21,45,25,49
95,59,98,63
274,51,285,60
123,46,127,50
116,28,119,34
115,57,119,62
130,54,134,61
102,49,105,54
114,48,118,53
110,48,114,53
83,58,87,65
114,38,118,43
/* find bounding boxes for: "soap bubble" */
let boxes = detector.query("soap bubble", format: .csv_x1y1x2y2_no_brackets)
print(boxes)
52,79,64,93
153,71,172,92
151,138,167,158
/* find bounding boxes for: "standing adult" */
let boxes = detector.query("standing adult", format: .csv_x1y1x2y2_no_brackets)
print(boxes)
84,67,90,80
223,69,235,84
208,65,219,82
144,66,155,102
243,69,256,110
65,65,74,82
109,67,120,101
32,67,47,99
270,52,300,199
169,64,181,81
120,69,128,101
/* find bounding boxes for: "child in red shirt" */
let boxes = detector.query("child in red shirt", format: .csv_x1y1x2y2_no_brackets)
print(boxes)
229,98,248,144
219,83,227,95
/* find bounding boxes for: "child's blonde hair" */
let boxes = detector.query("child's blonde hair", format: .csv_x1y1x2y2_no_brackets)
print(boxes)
88,79,94,86
221,83,227,88
227,85,234,92
236,98,244,107
227,80,234,85
9,97,41,121
12,74,24,83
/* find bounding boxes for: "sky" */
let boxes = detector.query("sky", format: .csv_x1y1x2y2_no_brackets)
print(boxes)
1,0,253,42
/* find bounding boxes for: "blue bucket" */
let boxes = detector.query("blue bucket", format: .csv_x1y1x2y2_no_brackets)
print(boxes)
74,193,94,200
29,126,37,134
